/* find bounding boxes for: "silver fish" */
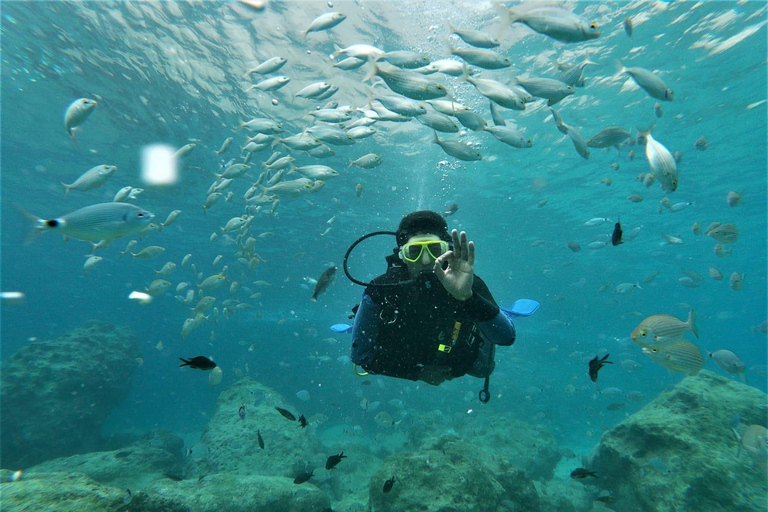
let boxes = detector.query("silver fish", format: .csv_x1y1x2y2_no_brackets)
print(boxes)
311,265,337,302
514,76,574,106
301,12,346,40
708,349,746,374
348,154,383,169
489,101,506,126
449,24,499,48
549,108,569,134
248,76,290,92
557,57,597,87
587,126,634,149
214,137,234,155
62,165,117,195
294,82,331,99
363,61,448,100
450,46,510,70
31,202,154,242
416,111,459,133
640,129,678,192
507,5,601,43
432,132,482,161
378,51,430,69
618,64,674,101
64,98,98,140
333,56,366,70
244,56,287,76
483,125,532,149
565,124,589,159
463,67,525,110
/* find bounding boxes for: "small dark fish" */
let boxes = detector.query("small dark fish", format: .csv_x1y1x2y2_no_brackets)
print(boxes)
443,202,459,218
164,473,184,481
571,468,598,479
611,218,624,246
607,402,626,410
275,407,296,421
294,469,314,484
114,451,131,459
623,17,633,37
257,430,265,450
311,265,337,302
238,404,246,420
298,414,308,428
588,354,613,382
325,451,347,470
122,489,132,505
361,380,372,386
695,136,707,151
383,475,397,493
179,356,217,370
596,495,615,503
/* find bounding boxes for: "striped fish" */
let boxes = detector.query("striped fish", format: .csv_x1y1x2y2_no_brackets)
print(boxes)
642,341,704,375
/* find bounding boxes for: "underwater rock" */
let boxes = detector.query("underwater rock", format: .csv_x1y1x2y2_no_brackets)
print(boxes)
0,321,141,468
590,370,767,512
143,472,332,512
26,444,182,490
369,435,541,512
187,377,325,479
1,470,329,512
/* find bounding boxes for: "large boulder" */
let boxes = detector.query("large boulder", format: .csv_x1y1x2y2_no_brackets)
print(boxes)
0,321,141,468
27,444,182,490
590,370,767,512
0,470,331,512
187,377,326,479
369,434,540,512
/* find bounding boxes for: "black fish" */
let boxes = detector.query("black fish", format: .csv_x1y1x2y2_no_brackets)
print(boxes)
325,451,347,470
257,430,265,450
294,469,314,484
588,354,613,382
570,468,598,479
611,217,624,246
275,407,296,421
383,475,396,493
311,265,337,302
179,356,217,370
298,414,308,428
238,405,246,420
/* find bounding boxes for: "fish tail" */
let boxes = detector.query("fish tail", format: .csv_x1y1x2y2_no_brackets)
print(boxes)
362,59,379,83
347,158,355,169
235,120,245,132
432,131,440,144
460,62,470,82
61,183,71,196
687,308,698,338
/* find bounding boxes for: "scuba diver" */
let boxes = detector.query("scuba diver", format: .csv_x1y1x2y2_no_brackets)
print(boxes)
341,210,532,402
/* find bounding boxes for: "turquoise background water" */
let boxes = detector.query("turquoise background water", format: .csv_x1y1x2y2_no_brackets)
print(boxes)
1,1,765,452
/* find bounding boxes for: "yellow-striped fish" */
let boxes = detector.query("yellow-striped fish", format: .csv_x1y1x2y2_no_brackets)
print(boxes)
631,309,698,348
642,341,704,375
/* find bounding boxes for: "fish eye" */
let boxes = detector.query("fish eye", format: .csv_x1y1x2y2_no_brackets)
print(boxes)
590,22,598,29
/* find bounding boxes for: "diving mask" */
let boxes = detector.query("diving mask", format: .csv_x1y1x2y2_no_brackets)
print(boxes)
400,240,449,262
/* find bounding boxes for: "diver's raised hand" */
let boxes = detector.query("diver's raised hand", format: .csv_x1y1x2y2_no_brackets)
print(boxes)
433,229,474,301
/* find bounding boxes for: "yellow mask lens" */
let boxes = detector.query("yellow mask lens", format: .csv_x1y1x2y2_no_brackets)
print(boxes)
401,241,449,262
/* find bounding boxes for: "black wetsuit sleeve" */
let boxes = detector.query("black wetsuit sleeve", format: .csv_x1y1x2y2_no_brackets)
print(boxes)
469,276,516,346
463,276,501,321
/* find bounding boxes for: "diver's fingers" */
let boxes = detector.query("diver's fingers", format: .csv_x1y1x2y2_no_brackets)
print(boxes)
433,251,451,274
459,231,469,261
467,240,475,266
450,229,461,258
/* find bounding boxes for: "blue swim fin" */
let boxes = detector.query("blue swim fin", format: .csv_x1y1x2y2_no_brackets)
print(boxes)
330,323,353,333
500,299,540,318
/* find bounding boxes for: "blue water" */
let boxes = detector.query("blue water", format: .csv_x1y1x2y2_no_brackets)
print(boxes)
1,0,765,469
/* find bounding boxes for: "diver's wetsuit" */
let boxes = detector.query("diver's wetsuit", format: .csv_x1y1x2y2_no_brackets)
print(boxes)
351,259,516,382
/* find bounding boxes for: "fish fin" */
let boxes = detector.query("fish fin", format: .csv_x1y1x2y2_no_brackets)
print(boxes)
687,308,698,338
347,158,354,169
432,131,440,144
612,59,626,79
